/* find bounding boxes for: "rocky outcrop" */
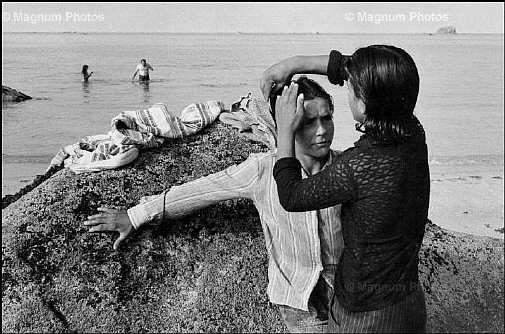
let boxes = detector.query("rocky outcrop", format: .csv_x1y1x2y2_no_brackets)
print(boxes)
436,26,457,34
2,85,32,102
2,122,504,333
419,221,503,332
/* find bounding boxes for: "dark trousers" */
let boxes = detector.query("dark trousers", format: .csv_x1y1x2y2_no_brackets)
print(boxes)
328,285,427,333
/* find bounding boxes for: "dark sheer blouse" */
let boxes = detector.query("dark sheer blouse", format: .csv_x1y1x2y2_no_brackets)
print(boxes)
274,50,430,311
274,116,430,311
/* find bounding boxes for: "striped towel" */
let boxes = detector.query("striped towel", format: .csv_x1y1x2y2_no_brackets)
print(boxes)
219,93,277,150
48,101,224,174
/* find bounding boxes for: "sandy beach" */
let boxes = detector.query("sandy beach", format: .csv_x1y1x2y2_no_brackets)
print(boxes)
429,162,504,239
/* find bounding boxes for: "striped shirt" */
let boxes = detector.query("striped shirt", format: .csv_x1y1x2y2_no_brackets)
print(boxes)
127,150,344,311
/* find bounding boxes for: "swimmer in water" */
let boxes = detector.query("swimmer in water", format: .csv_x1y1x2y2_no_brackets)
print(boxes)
132,59,153,82
82,65,93,82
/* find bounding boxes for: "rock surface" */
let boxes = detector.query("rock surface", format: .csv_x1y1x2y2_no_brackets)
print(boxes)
2,122,504,333
2,85,32,102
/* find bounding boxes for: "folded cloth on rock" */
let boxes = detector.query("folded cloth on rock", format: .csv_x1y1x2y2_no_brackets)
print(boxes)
47,135,141,174
218,93,277,150
47,101,224,174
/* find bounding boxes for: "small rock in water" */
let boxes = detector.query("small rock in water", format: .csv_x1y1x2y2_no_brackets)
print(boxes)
2,85,32,102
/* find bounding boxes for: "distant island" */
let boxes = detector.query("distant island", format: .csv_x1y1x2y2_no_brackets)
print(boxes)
436,26,457,34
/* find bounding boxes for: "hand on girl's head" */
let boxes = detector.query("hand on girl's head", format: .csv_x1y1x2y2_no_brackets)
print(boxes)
276,83,298,113
274,82,306,132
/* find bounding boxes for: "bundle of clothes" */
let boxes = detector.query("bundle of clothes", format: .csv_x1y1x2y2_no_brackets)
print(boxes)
47,94,277,174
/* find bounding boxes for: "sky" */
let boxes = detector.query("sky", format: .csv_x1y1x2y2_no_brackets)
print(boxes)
2,2,504,34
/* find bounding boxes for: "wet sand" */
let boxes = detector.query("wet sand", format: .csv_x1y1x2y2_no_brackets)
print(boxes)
429,162,504,239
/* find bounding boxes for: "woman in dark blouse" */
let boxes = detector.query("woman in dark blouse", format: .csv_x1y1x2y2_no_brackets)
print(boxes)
264,45,430,332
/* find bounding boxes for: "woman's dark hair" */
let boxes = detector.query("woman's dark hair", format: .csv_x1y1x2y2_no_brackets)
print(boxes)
270,76,334,118
345,45,420,143
81,65,88,74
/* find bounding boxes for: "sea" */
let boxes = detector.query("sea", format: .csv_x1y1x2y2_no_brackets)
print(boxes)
2,32,504,197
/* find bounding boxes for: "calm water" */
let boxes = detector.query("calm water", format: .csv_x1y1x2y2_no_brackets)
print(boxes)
2,33,504,196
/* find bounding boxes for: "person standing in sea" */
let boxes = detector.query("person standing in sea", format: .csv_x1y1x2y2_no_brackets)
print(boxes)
81,65,93,82
132,59,153,82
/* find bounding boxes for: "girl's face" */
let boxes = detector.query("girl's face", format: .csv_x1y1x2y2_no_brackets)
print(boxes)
347,80,366,123
295,97,334,159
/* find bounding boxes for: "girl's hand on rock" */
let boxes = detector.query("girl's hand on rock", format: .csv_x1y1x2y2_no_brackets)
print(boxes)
84,207,133,251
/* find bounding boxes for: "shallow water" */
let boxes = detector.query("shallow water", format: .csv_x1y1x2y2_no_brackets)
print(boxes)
2,32,504,196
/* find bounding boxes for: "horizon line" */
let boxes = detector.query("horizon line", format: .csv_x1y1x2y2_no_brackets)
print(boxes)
3,31,504,35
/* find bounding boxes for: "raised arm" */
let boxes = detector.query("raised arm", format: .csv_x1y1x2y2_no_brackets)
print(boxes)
260,50,350,100
260,55,328,100
83,153,261,250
